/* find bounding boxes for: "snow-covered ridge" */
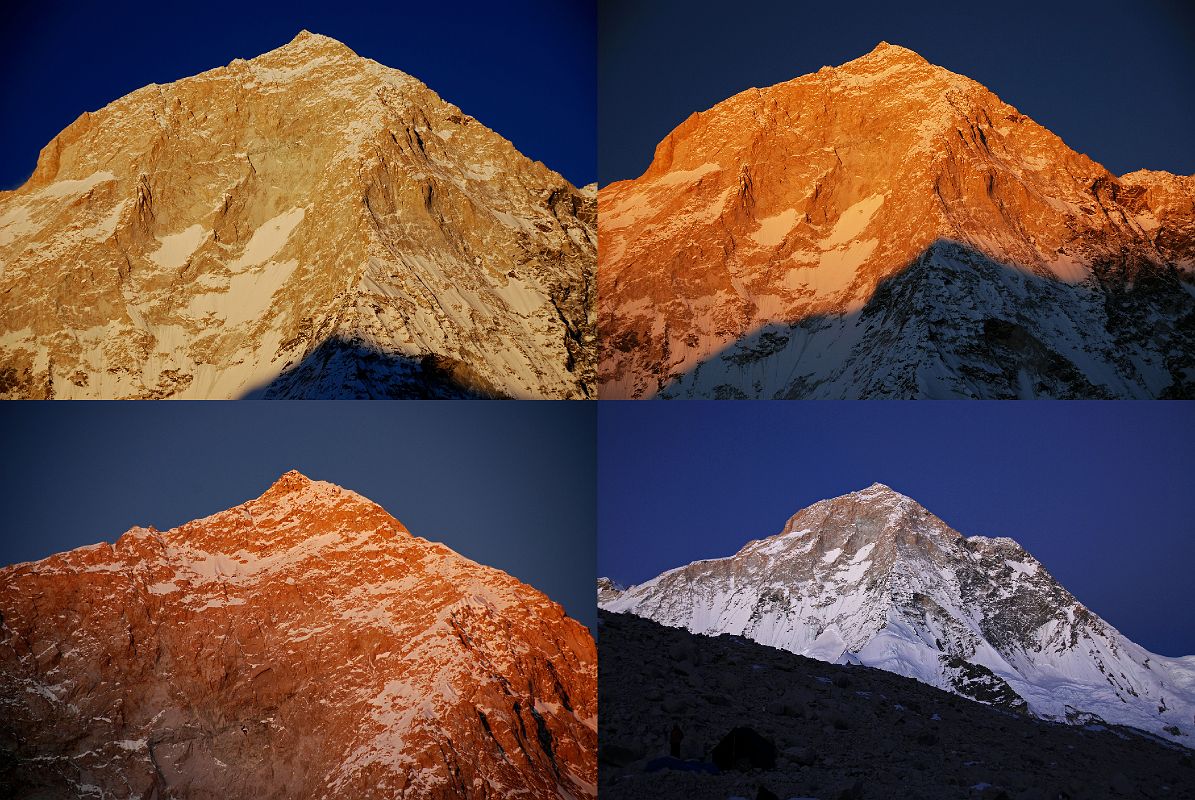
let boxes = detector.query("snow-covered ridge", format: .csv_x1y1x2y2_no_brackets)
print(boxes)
600,484,1195,746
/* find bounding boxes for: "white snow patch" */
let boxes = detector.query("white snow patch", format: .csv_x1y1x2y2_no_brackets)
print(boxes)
851,543,876,563
1045,254,1092,284
149,224,206,269
186,259,300,327
1005,559,1038,577
783,238,877,299
0,206,35,247
37,171,116,198
228,207,306,270
835,559,872,584
751,209,799,247
822,194,884,248
463,163,499,182
490,209,536,233
654,162,721,186
198,596,247,610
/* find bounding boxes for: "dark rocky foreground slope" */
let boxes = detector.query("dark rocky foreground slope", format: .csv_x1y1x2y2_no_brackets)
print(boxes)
599,611,1195,800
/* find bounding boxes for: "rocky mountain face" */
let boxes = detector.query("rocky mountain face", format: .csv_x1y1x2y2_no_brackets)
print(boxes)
600,611,1195,800
0,471,597,799
598,42,1195,398
0,31,596,399
600,483,1195,744
596,577,624,606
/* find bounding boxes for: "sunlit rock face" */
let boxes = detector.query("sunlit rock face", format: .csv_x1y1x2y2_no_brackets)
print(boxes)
601,483,1195,744
0,31,596,399
0,471,597,798
598,43,1195,399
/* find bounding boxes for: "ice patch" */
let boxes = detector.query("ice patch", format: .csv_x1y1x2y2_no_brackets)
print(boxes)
835,558,872,584
199,596,247,610
783,238,877,299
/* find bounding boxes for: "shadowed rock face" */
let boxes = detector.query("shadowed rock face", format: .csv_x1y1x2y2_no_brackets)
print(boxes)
599,611,1195,800
0,471,597,799
598,42,1195,399
0,31,596,399
601,484,1195,744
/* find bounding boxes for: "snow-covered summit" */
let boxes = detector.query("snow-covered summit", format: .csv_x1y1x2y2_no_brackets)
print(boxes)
260,469,355,501
848,482,912,501
602,485,1195,745
281,29,358,56
847,41,931,67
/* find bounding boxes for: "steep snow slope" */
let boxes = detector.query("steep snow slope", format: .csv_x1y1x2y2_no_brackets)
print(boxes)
601,483,1195,744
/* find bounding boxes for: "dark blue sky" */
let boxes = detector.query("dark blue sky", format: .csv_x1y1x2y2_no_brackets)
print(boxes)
598,402,1195,657
0,402,596,630
599,0,1195,184
0,0,595,189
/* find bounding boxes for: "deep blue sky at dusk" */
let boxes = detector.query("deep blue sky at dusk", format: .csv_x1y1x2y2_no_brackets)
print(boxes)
0,0,595,189
0,403,596,630
599,0,1195,184
598,402,1195,657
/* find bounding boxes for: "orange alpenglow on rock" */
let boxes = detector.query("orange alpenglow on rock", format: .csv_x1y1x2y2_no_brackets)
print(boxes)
598,42,1195,399
0,471,597,798
0,31,596,399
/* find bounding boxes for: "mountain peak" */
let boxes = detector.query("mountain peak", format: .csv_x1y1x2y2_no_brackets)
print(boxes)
278,29,358,59
598,21,1195,401
780,483,942,543
847,482,915,504
605,486,1195,743
857,41,927,64
266,469,316,494
0,18,596,401
0,475,597,797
